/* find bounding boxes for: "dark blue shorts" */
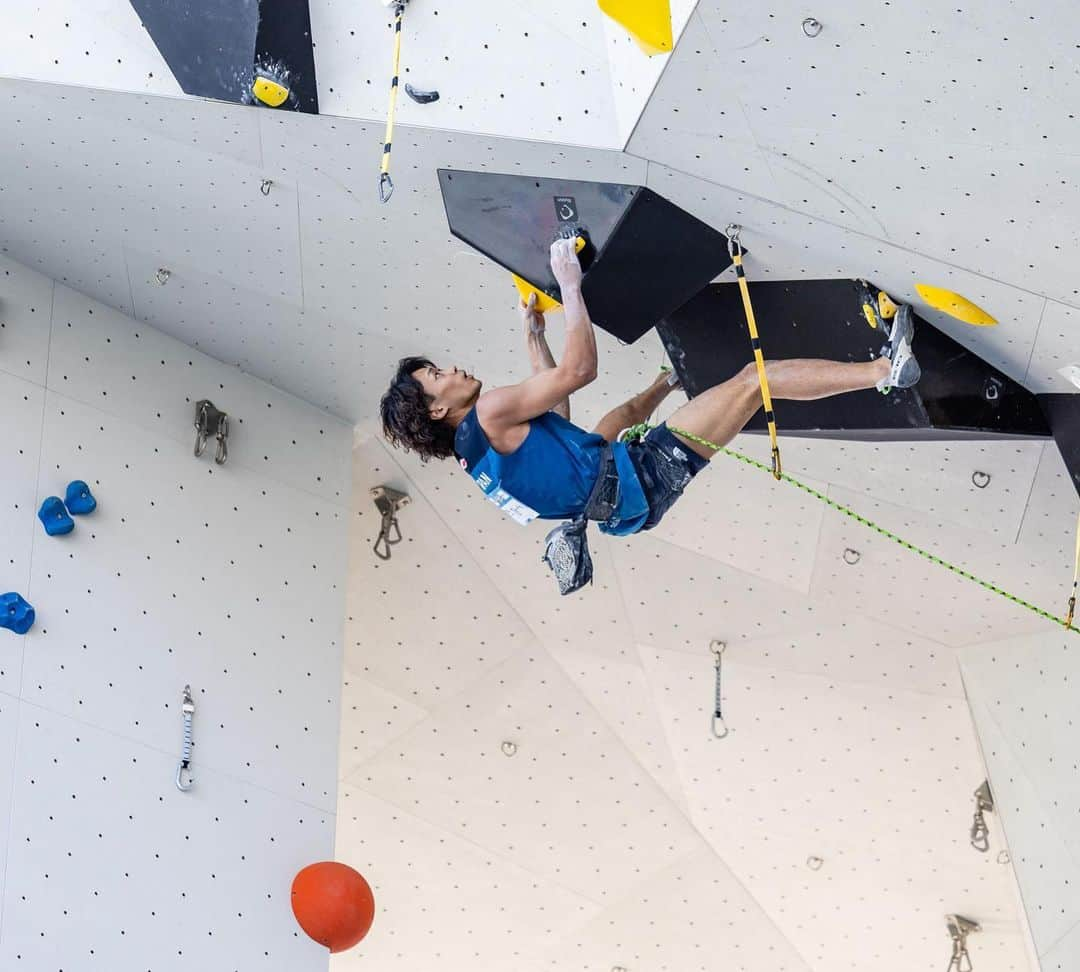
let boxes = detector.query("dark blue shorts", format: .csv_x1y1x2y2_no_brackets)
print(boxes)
626,423,710,531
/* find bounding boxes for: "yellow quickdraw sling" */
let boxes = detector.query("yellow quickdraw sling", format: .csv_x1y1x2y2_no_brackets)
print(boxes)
379,1,407,203
726,224,781,480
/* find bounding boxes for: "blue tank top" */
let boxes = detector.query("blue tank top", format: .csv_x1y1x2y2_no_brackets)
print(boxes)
453,407,649,536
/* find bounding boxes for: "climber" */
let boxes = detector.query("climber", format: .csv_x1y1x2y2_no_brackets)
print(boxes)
379,237,920,538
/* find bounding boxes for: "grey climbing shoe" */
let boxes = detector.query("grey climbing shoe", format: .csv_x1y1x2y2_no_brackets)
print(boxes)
877,303,921,392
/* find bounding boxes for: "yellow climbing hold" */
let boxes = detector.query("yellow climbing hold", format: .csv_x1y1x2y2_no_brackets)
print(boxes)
916,284,998,326
251,75,290,108
597,0,674,56
510,237,586,313
512,275,561,313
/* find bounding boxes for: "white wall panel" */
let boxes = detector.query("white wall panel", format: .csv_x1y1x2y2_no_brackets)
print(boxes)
614,532,835,654
310,0,621,148
0,693,19,915
0,375,44,698
605,0,698,145
21,389,346,810
540,846,813,972
1026,299,1080,393
626,11,785,200
1016,442,1078,561
350,648,702,905
1,2,181,97
0,703,334,972
726,431,1043,543
0,255,53,387
0,252,350,972
809,485,1061,648
645,643,1034,972
333,785,592,972
47,285,350,504
639,0,1080,307
961,640,1080,963
345,436,528,711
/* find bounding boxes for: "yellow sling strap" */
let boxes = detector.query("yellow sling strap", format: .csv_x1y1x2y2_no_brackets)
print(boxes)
379,2,406,203
726,224,781,480
1068,511,1080,629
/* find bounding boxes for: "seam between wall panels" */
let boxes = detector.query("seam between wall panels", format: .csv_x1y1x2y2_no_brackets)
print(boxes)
1021,296,1049,387
626,156,1080,313
619,2,704,153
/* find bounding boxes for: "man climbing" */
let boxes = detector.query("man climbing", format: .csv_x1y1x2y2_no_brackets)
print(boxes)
380,237,920,561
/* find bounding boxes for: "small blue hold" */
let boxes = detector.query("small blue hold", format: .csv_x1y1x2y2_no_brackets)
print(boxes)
38,496,74,536
0,593,35,635
65,480,97,516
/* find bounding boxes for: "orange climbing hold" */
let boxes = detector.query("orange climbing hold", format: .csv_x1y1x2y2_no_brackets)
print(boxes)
291,862,376,953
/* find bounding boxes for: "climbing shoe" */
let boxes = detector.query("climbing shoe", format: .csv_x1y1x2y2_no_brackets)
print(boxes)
877,303,921,393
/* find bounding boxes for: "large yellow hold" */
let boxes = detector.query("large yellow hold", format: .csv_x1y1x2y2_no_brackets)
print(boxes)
597,0,674,56
915,284,998,326
511,237,586,313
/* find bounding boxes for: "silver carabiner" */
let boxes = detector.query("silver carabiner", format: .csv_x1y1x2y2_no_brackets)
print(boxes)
710,640,729,738
724,223,743,261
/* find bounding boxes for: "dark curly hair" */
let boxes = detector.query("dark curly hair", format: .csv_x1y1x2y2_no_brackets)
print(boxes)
380,356,457,462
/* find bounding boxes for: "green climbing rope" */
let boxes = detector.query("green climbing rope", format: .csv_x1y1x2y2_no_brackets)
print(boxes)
620,422,1079,635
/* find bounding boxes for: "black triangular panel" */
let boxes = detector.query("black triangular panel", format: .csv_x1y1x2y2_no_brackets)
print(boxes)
129,0,318,113
438,169,732,344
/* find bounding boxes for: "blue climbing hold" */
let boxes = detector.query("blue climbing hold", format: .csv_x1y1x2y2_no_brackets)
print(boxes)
65,480,97,515
0,593,35,635
38,496,74,536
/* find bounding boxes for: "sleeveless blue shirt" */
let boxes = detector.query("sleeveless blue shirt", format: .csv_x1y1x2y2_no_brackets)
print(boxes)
453,407,649,536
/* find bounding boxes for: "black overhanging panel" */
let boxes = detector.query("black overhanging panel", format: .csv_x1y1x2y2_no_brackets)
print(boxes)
129,0,318,112
1038,394,1080,496
438,169,732,344
658,278,1052,442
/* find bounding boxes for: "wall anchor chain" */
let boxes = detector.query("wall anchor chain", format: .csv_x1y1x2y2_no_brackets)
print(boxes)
175,684,196,792
371,485,410,560
194,400,230,465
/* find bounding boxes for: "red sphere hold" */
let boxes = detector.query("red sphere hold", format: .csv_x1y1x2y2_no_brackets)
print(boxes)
291,862,375,953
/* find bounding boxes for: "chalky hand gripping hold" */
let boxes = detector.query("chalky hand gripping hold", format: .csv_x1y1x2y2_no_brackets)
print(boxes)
37,496,74,536
1,593,35,635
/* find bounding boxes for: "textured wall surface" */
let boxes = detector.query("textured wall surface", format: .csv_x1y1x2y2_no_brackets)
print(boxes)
0,252,352,971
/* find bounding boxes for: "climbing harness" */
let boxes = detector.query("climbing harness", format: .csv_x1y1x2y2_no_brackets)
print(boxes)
379,1,408,203
371,485,410,560
710,639,728,738
946,915,980,972
175,684,196,792
725,225,781,480
194,399,229,466
969,781,994,853
622,422,1080,634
